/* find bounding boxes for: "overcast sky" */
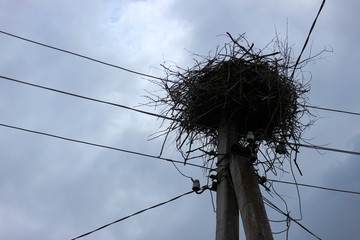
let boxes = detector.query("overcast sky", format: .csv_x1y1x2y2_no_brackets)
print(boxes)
0,0,359,239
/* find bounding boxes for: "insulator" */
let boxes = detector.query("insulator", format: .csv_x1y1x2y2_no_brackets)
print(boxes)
211,181,218,191
246,131,255,142
192,179,200,192
276,142,287,154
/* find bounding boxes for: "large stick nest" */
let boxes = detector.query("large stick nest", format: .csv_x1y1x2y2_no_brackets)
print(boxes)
173,56,300,139
147,33,312,166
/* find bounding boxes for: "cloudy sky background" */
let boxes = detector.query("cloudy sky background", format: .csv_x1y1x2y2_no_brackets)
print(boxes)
0,0,359,239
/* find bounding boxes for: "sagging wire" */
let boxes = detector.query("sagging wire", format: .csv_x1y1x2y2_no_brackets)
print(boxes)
289,151,303,221
170,161,193,180
263,196,321,240
270,183,291,239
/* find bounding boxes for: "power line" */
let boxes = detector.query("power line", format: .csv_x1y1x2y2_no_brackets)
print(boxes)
290,0,326,79
0,30,162,81
3,74,360,135
0,73,219,134
1,31,360,118
263,196,322,240
305,104,360,117
2,74,360,158
294,142,360,156
0,122,211,170
71,190,194,240
2,74,360,154
0,75,174,121
268,179,360,195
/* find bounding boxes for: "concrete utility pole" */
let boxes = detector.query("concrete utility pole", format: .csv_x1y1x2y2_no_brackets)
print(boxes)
216,119,240,240
230,152,273,240
216,119,273,240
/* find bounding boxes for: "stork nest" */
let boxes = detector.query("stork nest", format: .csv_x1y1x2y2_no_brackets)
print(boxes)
174,58,300,139
146,33,313,166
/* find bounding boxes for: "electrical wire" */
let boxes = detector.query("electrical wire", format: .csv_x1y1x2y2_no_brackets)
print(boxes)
0,122,211,170
268,179,360,195
0,75,175,121
3,30,360,118
290,0,326,79
0,30,162,81
170,161,194,180
305,105,360,116
289,152,303,221
2,74,360,158
263,196,322,240
292,142,360,156
70,190,194,240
